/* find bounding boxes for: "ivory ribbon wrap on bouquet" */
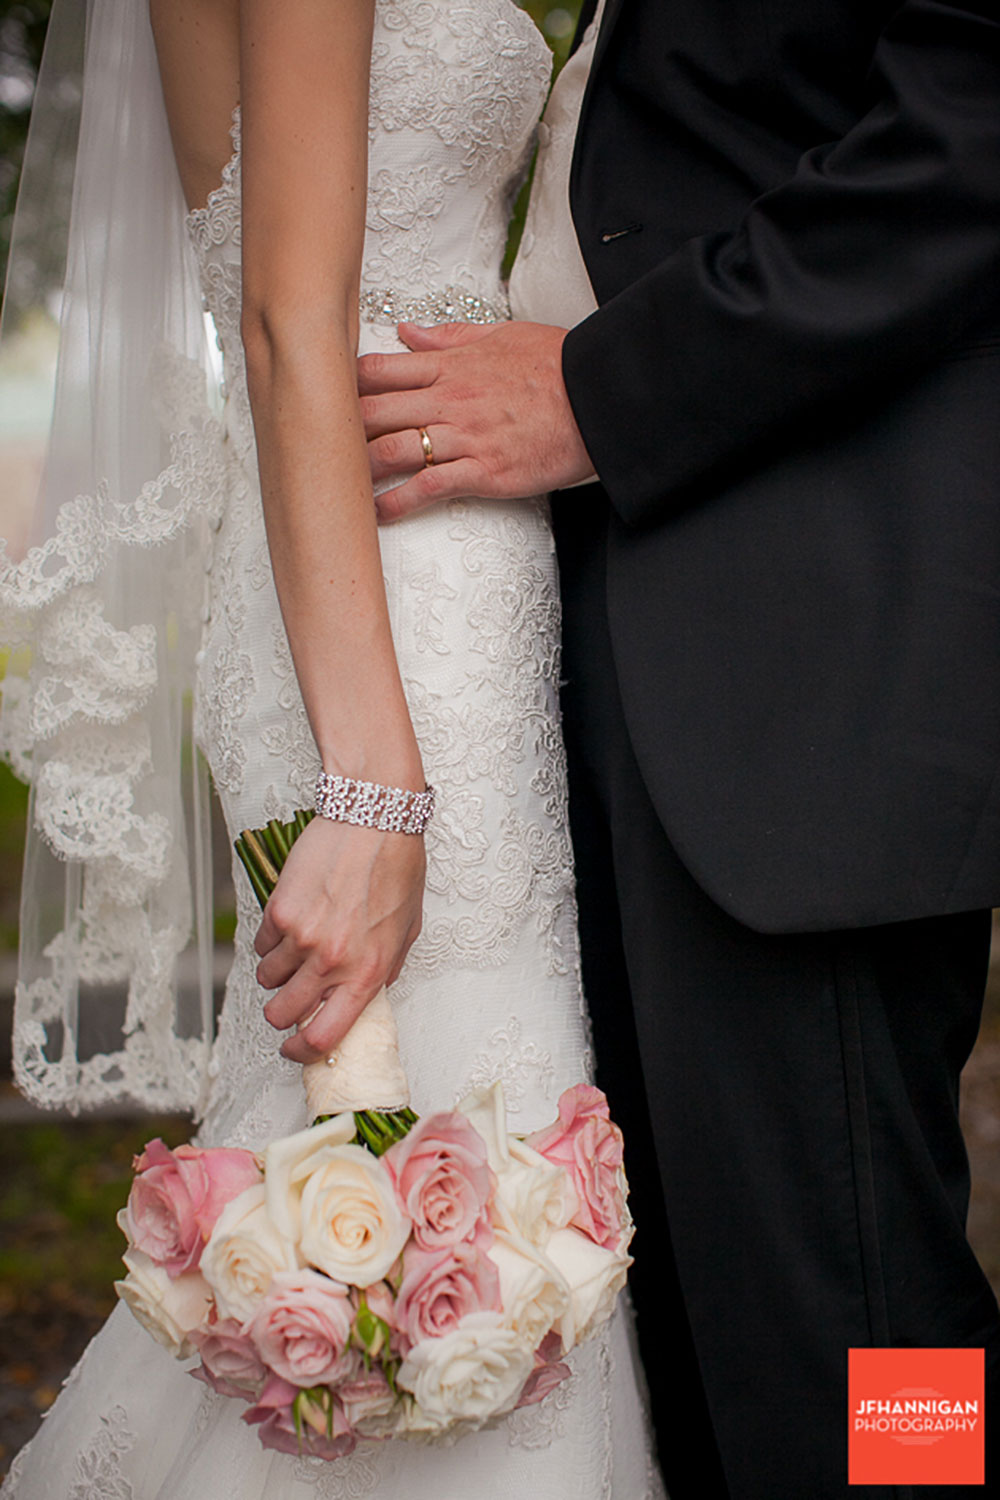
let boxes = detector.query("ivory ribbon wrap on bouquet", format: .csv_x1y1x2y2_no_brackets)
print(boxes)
302,987,411,1118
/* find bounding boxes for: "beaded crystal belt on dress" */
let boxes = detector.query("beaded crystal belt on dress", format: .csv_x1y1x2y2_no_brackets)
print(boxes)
359,284,510,327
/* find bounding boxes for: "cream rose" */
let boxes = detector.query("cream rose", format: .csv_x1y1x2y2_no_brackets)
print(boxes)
455,1083,510,1173
299,1143,410,1287
493,1141,576,1246
263,1113,356,1241
456,1083,575,1244
487,1229,569,1349
544,1227,631,1350
114,1244,212,1358
397,1311,534,1431
200,1184,300,1323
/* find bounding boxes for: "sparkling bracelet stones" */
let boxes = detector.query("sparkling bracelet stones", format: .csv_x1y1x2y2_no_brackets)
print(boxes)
314,772,436,835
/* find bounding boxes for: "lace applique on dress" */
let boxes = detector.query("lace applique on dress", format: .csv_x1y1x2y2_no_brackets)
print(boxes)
461,1014,559,1111
506,1368,579,1450
367,0,550,297
407,562,459,656
67,1408,135,1500
291,1448,388,1498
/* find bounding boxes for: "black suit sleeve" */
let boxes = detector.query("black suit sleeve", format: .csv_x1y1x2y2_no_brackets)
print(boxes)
562,1,1000,527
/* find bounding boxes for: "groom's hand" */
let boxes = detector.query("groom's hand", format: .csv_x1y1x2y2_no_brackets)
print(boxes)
358,321,595,520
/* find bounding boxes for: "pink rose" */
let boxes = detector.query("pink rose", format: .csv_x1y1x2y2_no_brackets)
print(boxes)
243,1375,356,1460
526,1085,628,1251
249,1269,359,1387
338,1368,398,1435
384,1112,494,1251
516,1330,571,1408
126,1138,262,1278
190,1316,267,1400
394,1241,501,1356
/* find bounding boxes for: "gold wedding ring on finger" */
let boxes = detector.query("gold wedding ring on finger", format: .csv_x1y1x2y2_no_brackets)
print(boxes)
418,426,435,467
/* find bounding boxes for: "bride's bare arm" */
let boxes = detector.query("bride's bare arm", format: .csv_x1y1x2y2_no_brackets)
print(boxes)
239,0,426,1064
154,0,426,1064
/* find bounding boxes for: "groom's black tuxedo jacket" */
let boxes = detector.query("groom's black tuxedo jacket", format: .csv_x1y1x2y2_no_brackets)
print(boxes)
560,0,1000,933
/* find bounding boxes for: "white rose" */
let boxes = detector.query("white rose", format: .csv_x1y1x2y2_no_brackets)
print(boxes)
115,1246,212,1358
487,1229,569,1349
263,1112,356,1241
494,1141,576,1246
545,1227,631,1350
456,1083,510,1170
397,1311,534,1431
299,1143,410,1287
200,1183,299,1322
456,1083,575,1244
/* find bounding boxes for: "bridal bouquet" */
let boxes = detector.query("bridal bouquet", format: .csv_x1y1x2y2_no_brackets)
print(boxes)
115,816,633,1459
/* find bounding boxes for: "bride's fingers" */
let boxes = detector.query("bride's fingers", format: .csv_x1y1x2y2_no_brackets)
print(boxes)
262,937,382,1040
253,904,284,958
279,997,337,1064
261,956,327,1031
281,986,373,1064
255,936,301,994
280,999,335,1064
376,457,488,523
369,423,455,483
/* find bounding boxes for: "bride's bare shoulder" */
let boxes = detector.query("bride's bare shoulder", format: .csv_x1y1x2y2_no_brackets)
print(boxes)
149,0,240,212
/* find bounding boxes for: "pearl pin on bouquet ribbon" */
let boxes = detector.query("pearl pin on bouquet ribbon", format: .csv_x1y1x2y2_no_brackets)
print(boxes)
302,987,411,1120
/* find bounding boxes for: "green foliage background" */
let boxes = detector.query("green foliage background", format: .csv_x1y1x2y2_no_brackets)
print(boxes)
0,0,50,295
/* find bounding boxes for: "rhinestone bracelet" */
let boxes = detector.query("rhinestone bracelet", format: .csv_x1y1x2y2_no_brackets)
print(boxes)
314,772,435,835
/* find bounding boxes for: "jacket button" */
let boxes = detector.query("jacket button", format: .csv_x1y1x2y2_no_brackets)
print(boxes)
600,222,644,244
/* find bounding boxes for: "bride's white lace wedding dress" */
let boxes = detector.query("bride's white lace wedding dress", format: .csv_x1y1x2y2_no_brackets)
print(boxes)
1,2,664,1496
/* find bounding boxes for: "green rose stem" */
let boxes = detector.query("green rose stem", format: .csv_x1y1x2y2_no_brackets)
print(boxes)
234,812,417,1154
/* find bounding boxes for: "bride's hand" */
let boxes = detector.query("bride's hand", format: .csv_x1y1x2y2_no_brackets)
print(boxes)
252,815,424,1065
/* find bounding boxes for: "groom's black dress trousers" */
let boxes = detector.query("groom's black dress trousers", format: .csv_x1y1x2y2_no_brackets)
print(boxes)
553,2,1000,1496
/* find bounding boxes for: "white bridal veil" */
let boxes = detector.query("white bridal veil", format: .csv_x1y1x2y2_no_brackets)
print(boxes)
0,0,224,1112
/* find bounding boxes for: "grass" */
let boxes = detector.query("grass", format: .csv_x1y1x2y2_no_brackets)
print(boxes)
0,762,28,952
0,1114,192,1302
0,1110,194,1473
